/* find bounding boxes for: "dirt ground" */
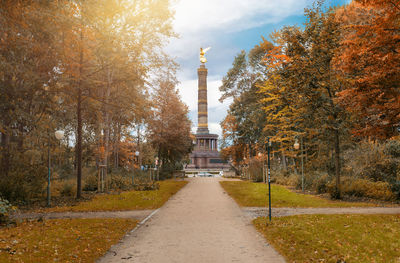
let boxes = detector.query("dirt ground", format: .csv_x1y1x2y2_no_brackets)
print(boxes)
97,178,285,263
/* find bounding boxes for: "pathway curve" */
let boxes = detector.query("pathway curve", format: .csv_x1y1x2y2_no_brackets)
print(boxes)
98,178,285,263
243,207,400,219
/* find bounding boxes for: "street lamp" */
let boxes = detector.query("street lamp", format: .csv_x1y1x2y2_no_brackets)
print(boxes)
135,151,140,166
155,157,159,181
258,152,265,183
47,130,64,207
294,138,304,193
131,151,140,185
266,137,272,223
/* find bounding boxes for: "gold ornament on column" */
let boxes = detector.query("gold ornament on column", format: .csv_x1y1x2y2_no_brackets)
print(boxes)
200,47,211,64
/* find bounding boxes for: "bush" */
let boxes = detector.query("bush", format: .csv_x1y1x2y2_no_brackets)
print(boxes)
83,174,98,191
60,182,76,197
384,140,400,158
248,159,264,182
272,173,298,187
343,140,399,184
391,181,400,200
160,162,175,179
107,174,132,191
0,164,47,202
327,177,395,201
0,197,16,225
360,159,398,183
133,181,160,191
312,173,330,194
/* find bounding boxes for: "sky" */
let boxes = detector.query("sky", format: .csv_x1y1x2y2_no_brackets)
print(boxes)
166,0,350,137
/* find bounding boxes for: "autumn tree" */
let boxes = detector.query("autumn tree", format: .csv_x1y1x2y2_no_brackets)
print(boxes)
54,0,175,197
149,79,192,177
219,40,273,162
0,1,62,199
334,0,400,139
258,3,347,197
0,0,178,202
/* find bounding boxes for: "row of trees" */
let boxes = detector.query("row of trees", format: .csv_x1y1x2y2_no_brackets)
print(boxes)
220,0,400,198
0,0,192,202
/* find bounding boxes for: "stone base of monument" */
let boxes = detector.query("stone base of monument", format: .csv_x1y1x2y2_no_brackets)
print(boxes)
185,133,231,172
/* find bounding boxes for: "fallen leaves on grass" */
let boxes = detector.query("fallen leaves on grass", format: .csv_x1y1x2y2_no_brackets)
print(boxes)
254,214,400,263
220,181,376,207
46,180,188,212
0,218,136,263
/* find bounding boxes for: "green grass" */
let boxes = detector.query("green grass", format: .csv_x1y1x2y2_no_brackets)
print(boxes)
220,181,376,207
48,180,188,212
0,218,137,262
254,214,400,263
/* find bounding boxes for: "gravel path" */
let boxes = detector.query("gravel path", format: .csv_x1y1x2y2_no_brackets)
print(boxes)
243,207,400,219
97,178,285,263
12,210,154,221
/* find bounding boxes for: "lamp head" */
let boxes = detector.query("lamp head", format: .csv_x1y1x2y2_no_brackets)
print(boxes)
55,130,64,140
294,139,300,150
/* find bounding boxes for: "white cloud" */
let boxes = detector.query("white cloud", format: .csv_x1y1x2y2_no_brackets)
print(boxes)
167,0,309,60
172,0,307,35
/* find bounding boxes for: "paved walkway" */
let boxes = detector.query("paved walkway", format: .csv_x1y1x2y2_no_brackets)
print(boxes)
98,178,285,263
243,207,400,219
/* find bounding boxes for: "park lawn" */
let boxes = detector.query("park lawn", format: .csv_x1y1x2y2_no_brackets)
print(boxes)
220,181,376,207
47,180,188,212
0,218,137,263
254,214,400,263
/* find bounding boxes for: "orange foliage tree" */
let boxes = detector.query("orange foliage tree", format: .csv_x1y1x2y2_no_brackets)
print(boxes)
335,0,400,139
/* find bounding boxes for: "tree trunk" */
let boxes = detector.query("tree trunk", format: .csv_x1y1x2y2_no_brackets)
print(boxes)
114,122,120,168
0,131,10,177
76,87,82,199
76,28,84,199
281,143,287,171
103,67,113,190
18,123,24,151
334,128,341,198
137,125,142,168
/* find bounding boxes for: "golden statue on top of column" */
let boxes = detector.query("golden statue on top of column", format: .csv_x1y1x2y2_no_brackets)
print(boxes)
200,47,211,64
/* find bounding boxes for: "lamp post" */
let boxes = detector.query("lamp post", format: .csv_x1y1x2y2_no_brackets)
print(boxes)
135,151,140,165
258,152,265,183
294,138,304,193
132,151,139,184
155,157,159,181
267,137,272,222
47,130,64,207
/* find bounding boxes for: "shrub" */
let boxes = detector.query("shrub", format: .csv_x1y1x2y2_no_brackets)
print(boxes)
248,159,264,182
83,174,98,192
390,181,400,200
327,177,395,201
133,181,160,191
272,172,298,187
312,173,330,194
60,182,76,197
384,140,400,158
343,140,399,185
107,174,132,191
0,164,46,202
0,197,16,225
